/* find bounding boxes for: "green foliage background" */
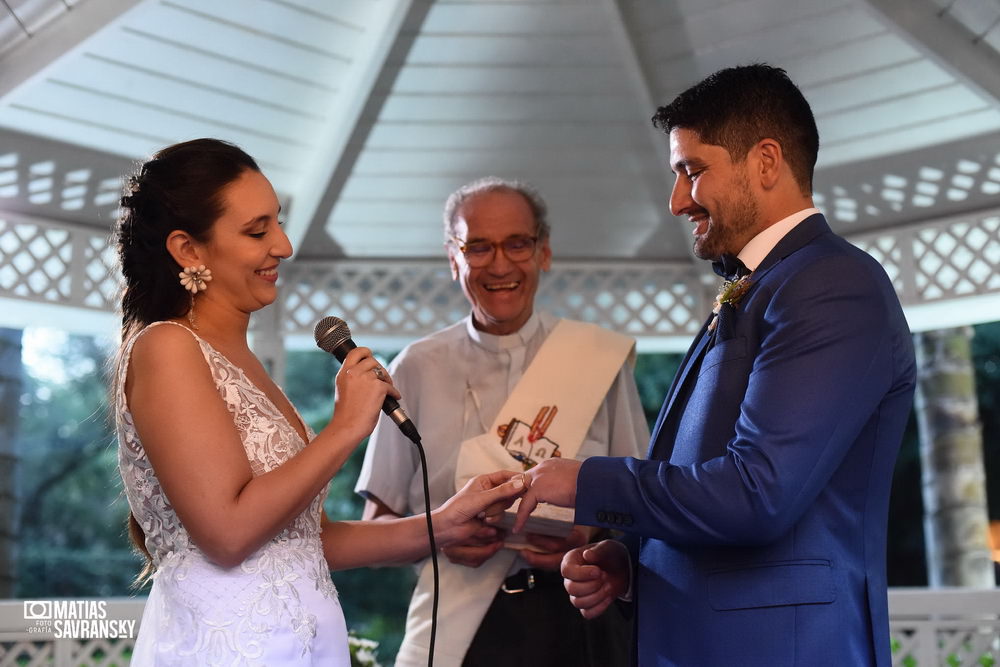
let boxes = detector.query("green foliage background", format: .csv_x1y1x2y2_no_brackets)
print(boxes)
11,323,1000,662
15,334,140,598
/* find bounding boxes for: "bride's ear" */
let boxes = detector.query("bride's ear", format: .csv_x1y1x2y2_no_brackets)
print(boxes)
166,230,204,269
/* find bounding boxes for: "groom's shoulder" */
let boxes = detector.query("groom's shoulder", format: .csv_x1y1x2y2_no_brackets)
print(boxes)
777,227,886,284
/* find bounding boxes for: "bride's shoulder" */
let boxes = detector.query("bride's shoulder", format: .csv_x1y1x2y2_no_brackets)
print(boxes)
123,321,213,400
130,321,203,367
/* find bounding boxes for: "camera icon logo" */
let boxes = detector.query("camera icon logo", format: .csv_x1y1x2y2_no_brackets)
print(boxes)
23,601,52,620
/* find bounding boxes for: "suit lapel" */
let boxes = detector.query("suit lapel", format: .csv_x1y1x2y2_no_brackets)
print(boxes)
648,316,713,458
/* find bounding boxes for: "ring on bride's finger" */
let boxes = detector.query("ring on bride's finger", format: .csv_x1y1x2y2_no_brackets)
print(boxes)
373,367,386,381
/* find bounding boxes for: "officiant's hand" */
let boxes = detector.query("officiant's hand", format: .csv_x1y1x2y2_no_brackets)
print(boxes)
512,458,582,533
441,529,506,568
518,528,588,571
561,539,630,619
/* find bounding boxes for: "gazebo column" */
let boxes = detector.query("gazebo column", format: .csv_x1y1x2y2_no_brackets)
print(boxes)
0,327,22,597
251,294,287,388
914,326,994,587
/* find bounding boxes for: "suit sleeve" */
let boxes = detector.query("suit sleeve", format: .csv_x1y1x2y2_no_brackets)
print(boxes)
576,254,904,546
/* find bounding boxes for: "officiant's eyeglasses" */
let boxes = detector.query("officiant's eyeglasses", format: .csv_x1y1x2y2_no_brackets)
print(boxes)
450,234,539,267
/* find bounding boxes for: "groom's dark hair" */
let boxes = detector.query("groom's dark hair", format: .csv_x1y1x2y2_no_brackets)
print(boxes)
652,63,819,196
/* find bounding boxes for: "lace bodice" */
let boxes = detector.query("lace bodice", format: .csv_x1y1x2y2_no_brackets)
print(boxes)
116,321,345,665
116,321,326,565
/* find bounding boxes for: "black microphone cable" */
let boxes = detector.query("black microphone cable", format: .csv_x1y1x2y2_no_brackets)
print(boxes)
314,317,439,667
411,434,439,667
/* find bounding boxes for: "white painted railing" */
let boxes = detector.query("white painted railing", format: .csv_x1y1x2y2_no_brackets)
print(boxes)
1,589,997,665
889,588,1000,667
0,598,141,666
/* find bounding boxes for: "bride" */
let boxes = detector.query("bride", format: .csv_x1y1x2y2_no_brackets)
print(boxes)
114,138,524,665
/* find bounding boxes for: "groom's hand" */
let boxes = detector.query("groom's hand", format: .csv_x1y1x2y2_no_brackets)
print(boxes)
512,458,582,533
561,539,630,619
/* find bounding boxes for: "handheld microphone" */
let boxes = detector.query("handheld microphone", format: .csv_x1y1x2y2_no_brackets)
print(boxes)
313,316,421,444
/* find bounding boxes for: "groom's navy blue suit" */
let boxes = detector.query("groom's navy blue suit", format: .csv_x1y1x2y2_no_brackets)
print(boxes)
578,214,916,666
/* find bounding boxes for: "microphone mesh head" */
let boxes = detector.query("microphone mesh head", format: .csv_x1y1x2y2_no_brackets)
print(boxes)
314,316,351,354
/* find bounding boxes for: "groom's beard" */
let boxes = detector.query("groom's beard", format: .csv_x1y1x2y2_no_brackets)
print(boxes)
693,174,759,261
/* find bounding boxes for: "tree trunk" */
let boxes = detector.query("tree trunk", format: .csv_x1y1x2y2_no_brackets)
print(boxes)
0,327,22,597
914,326,994,587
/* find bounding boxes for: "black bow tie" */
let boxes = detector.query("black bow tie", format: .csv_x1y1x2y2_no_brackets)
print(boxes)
712,254,751,281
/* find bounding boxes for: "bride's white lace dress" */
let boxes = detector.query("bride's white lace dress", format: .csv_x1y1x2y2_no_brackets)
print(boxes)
117,321,349,665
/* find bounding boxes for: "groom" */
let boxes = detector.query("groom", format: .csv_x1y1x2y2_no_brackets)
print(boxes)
514,64,916,666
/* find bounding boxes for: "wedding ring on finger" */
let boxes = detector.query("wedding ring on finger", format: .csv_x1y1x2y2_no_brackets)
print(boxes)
373,366,386,381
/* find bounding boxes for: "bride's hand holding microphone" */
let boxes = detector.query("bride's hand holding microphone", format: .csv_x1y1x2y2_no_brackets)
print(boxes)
326,346,399,444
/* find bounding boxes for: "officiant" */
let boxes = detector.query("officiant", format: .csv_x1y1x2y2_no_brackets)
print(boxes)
355,176,648,667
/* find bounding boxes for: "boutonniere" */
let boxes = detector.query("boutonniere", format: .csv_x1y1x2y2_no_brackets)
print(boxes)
708,274,753,331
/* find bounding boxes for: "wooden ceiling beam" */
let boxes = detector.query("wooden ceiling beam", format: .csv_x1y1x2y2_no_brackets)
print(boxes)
284,0,434,257
598,0,707,271
863,0,1000,105
0,0,141,102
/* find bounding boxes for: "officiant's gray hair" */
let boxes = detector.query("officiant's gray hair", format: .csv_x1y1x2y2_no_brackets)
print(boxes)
443,176,550,241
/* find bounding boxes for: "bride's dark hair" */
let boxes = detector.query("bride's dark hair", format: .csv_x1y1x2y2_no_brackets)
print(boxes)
113,138,259,583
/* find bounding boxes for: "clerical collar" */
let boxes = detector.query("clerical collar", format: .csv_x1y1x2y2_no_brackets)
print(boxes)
737,207,820,271
465,310,542,351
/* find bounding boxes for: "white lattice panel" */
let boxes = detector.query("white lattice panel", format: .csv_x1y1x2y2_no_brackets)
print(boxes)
0,212,119,312
851,233,905,294
0,132,127,222
536,263,704,337
850,208,1000,308
282,261,468,336
0,219,71,302
910,216,1000,302
815,133,1000,233
81,235,120,310
1,207,999,341
281,259,707,340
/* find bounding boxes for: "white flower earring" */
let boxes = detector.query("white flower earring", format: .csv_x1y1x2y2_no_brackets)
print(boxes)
179,265,212,293
178,265,212,329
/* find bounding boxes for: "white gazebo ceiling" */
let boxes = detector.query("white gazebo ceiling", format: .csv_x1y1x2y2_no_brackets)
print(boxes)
1,0,999,344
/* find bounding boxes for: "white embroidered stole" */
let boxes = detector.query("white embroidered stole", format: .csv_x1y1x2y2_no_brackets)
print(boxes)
394,319,635,667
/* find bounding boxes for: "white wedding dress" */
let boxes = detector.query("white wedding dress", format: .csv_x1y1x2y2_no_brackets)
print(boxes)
117,321,350,666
